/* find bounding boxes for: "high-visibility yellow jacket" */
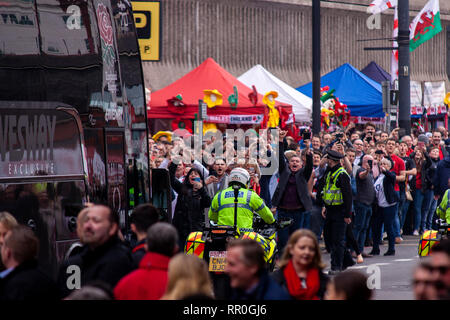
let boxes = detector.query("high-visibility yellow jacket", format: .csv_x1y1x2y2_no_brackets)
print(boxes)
322,167,348,206
436,189,450,223
208,186,275,229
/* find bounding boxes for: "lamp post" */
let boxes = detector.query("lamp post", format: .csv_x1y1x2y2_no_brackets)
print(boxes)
398,0,411,134
312,0,321,134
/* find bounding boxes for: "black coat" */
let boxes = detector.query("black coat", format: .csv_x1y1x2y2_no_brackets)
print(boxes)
408,152,433,192
271,141,313,211
57,237,134,298
169,162,211,240
0,260,59,300
378,170,399,205
131,239,147,268
271,267,329,300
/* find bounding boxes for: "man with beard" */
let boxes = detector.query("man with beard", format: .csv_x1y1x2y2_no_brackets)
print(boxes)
57,205,134,298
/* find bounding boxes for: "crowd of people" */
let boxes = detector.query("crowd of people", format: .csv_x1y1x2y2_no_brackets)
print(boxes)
0,121,450,301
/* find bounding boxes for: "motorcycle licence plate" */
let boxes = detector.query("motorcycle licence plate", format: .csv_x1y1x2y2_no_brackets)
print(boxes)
208,251,227,272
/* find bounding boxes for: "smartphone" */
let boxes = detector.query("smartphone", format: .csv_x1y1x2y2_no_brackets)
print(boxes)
303,131,311,140
210,171,218,177
368,160,373,169
194,177,201,183
336,133,343,139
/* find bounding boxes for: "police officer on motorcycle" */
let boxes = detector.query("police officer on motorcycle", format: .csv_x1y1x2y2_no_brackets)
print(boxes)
208,167,275,230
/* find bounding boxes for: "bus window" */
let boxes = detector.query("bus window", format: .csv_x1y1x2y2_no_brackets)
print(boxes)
55,180,86,241
0,182,57,277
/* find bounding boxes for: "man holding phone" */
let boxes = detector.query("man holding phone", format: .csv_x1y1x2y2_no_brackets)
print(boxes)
353,155,376,257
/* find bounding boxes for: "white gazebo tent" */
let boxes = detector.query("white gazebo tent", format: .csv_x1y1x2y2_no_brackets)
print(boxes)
238,65,312,122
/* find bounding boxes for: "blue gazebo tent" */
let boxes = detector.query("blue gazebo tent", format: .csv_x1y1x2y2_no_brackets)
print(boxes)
296,63,384,118
361,61,391,84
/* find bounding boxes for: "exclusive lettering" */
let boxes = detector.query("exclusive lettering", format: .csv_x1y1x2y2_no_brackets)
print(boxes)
1,113,58,177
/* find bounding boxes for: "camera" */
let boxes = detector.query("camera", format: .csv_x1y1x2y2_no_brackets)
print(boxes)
336,133,343,139
302,130,311,140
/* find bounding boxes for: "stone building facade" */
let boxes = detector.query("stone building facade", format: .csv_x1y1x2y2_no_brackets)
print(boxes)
142,0,450,93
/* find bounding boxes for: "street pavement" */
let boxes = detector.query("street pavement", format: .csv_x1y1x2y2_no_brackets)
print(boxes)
321,235,422,300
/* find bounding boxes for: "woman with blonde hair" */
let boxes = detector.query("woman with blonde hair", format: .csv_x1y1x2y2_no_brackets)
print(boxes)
244,158,261,195
271,229,329,300
162,253,214,300
0,211,18,271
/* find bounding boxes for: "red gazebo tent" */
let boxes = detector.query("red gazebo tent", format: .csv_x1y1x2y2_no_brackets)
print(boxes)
148,58,292,132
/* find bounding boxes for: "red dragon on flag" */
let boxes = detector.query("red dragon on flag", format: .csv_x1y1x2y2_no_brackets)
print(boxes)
412,10,437,42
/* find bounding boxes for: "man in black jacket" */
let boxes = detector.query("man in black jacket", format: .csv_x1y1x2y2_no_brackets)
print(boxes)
272,130,313,252
57,205,134,298
129,203,160,267
0,225,58,300
317,150,353,275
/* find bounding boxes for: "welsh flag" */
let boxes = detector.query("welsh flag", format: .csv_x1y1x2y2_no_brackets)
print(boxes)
409,0,442,52
367,0,397,15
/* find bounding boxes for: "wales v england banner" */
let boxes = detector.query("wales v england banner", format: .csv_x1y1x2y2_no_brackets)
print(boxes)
409,0,442,52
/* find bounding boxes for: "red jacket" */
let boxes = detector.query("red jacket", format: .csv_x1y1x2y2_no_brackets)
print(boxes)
114,252,170,300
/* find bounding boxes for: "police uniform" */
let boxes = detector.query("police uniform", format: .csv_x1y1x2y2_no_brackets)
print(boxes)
436,189,450,223
318,150,353,273
208,186,275,229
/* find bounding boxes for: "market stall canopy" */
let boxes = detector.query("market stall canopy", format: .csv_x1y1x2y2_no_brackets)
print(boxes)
148,57,292,119
238,64,312,122
296,63,384,118
361,61,391,84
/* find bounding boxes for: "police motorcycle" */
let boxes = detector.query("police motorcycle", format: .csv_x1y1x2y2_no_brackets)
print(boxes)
184,183,292,297
418,218,450,257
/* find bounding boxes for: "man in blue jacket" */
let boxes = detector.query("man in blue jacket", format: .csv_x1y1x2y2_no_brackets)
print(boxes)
432,139,450,202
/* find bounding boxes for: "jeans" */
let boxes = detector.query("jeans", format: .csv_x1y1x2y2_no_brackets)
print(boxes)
427,199,438,230
277,208,306,252
353,201,372,253
310,204,325,240
373,203,398,253
303,211,311,230
324,212,347,271
400,198,411,231
393,191,402,238
412,189,425,232
421,190,435,231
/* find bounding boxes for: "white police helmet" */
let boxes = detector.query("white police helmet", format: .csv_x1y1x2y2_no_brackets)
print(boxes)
229,167,250,188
